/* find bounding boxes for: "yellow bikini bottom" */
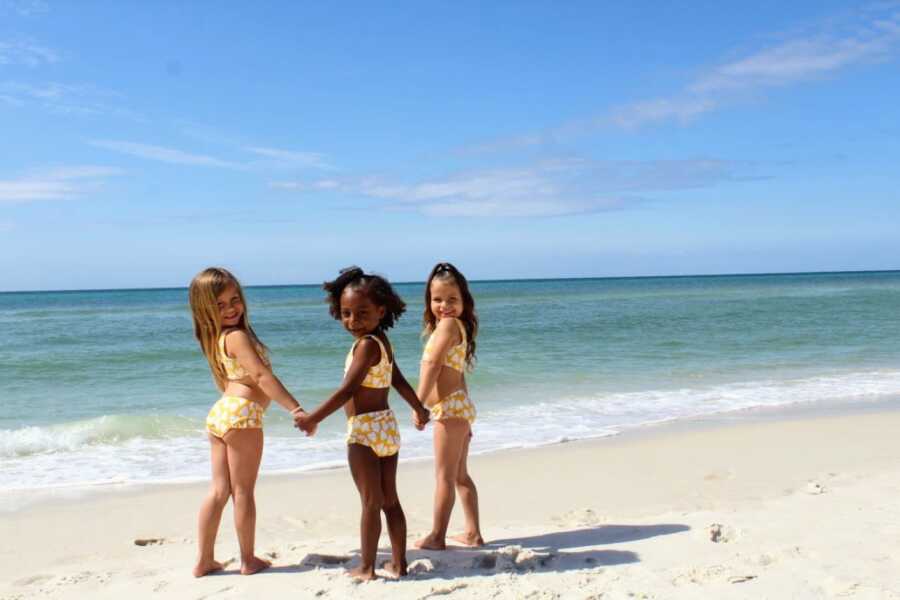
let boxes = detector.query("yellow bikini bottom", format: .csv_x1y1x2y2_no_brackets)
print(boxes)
346,409,400,457
430,389,476,425
206,395,265,438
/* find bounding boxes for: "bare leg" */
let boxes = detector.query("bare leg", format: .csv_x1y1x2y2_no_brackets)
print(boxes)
347,443,383,581
449,430,484,547
415,418,467,550
194,434,231,577
224,428,269,575
379,452,407,577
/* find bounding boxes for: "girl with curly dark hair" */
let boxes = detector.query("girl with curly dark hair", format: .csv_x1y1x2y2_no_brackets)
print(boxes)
295,266,430,580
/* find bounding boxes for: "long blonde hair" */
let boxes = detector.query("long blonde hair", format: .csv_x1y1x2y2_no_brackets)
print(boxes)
188,267,268,391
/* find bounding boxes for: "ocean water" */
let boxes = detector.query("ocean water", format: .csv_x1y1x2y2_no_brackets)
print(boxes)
3,271,900,497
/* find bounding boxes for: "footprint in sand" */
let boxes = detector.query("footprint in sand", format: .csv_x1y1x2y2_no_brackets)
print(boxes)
420,583,468,598
753,553,776,567
806,481,826,495
283,516,310,528
131,568,157,577
12,574,54,587
708,523,739,543
56,571,102,585
671,564,728,586
704,469,736,482
552,507,604,527
196,587,233,600
301,553,352,567
134,537,166,546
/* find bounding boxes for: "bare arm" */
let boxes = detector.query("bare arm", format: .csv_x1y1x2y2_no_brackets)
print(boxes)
416,318,458,406
393,362,429,429
305,338,379,426
227,330,302,413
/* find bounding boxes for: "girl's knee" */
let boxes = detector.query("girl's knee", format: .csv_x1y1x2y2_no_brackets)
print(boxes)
455,473,471,488
231,485,254,503
382,493,400,510
211,486,231,505
361,492,384,512
436,464,459,482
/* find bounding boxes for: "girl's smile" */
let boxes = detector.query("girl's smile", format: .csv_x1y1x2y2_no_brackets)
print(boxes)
429,279,463,320
340,288,386,337
216,284,244,327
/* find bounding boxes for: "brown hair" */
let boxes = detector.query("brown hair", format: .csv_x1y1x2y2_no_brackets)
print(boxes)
422,262,477,369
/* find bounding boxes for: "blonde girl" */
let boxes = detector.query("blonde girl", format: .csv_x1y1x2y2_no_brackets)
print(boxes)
188,267,310,577
414,262,484,550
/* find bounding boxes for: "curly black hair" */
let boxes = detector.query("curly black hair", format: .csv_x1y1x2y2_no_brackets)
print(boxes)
323,266,407,330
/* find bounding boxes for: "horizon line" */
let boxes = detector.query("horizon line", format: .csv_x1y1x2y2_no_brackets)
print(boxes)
1,268,898,295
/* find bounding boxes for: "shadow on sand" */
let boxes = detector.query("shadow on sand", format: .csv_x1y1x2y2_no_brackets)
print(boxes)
390,523,689,581
247,523,690,581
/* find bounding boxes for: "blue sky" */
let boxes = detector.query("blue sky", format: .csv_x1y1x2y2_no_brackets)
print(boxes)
1,0,899,291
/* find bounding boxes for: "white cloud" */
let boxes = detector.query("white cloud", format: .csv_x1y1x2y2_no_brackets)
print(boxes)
272,158,737,217
612,6,900,128
0,39,57,66
0,81,143,119
610,98,719,130
40,166,125,180
270,179,340,191
0,93,24,107
0,165,122,205
245,146,335,170
0,0,49,17
461,4,900,150
90,140,243,169
0,179,76,202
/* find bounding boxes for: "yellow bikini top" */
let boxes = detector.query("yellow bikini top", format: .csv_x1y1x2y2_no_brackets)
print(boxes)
345,335,393,389
423,318,467,372
218,331,268,380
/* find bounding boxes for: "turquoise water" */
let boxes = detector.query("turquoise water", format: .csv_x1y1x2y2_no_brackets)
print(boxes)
3,271,900,492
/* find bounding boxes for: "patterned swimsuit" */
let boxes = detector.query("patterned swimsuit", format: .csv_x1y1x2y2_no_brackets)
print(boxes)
344,335,401,457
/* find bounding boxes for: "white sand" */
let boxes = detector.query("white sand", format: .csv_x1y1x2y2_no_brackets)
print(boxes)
3,406,900,599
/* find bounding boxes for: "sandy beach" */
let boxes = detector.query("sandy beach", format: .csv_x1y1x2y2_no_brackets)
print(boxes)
3,404,900,599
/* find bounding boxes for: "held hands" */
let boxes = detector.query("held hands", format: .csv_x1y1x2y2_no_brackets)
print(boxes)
413,405,430,431
291,407,318,436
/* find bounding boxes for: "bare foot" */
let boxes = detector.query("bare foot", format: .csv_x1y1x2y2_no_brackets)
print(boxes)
414,533,446,550
240,556,271,575
449,532,484,547
192,559,225,577
381,559,408,578
347,565,377,581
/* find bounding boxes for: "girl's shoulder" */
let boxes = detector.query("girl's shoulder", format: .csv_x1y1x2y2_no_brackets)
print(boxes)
351,334,388,363
368,332,392,357
435,317,459,332
218,328,242,357
437,317,465,340
220,327,247,345
425,319,463,351
222,328,268,363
